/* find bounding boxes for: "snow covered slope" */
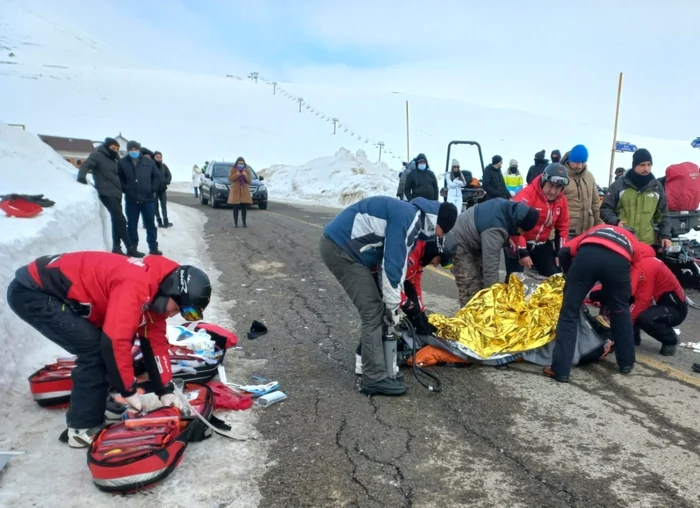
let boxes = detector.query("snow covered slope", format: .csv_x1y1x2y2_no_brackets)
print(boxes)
0,122,110,392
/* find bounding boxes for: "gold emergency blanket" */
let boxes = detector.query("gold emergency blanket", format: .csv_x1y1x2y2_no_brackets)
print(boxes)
429,274,565,358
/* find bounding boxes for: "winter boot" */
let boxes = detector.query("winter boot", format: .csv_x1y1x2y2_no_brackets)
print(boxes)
111,246,125,256
164,219,173,228
127,246,145,258
360,378,407,396
149,249,163,256
660,343,677,357
60,426,104,448
157,217,164,228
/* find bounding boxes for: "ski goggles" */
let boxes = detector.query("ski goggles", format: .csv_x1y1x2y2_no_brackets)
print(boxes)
180,305,203,322
547,175,569,187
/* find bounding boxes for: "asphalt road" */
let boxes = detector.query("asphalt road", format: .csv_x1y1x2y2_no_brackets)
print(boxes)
172,192,700,508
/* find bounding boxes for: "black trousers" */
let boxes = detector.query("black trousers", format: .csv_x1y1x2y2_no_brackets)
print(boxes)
551,245,635,377
636,292,687,345
154,190,168,223
7,279,108,428
98,195,131,250
233,203,247,226
505,241,561,280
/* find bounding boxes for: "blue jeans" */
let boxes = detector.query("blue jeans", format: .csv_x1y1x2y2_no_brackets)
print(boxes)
125,198,158,252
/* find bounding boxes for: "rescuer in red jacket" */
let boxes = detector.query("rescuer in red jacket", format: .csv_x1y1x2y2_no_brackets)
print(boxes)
6,251,212,447
506,164,571,279
545,224,638,382
629,243,687,356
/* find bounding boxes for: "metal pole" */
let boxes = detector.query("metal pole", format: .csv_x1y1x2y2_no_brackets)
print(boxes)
405,100,410,161
378,142,384,161
608,72,623,186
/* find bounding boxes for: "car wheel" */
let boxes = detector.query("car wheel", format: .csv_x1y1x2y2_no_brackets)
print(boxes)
258,200,268,210
211,196,219,209
200,190,209,205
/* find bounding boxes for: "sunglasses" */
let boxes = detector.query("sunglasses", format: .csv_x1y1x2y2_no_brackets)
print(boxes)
180,305,203,322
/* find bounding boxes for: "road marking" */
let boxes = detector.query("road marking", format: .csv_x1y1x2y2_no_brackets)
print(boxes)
265,207,700,387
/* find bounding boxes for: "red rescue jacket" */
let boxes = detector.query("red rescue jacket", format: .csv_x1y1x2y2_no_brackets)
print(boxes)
630,243,685,322
401,240,426,311
28,252,178,396
564,224,638,263
510,175,570,251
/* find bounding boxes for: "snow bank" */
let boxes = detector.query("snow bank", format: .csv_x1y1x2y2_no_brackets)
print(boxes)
0,202,267,507
259,147,399,208
0,122,110,393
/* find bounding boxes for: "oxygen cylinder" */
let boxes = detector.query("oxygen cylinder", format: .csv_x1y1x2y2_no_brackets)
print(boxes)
383,328,399,379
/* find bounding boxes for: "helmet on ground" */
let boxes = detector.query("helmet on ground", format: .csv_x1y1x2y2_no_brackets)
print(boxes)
541,163,569,187
156,265,212,321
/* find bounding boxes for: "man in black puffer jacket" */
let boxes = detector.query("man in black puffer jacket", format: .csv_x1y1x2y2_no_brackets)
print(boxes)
404,153,439,201
118,140,162,255
78,138,140,257
482,155,510,201
526,150,549,184
153,151,173,228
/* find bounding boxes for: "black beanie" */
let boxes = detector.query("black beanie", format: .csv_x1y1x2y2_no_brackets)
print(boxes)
492,155,503,165
632,148,652,169
437,202,458,233
153,151,162,158
535,150,546,160
519,207,540,232
140,147,154,157
104,137,119,148
126,140,141,151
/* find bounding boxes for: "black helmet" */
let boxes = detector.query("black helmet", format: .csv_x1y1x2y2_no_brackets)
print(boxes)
154,265,212,321
541,163,569,187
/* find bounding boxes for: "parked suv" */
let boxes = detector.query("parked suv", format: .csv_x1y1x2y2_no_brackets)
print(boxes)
199,160,268,209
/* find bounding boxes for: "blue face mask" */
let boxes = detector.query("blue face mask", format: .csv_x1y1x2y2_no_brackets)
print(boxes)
417,163,427,171
237,163,245,169
129,151,140,159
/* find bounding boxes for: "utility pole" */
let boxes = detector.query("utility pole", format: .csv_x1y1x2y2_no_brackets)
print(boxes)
405,100,410,161
297,97,304,112
249,72,259,83
332,118,338,134
272,82,277,94
608,72,623,186
378,142,385,162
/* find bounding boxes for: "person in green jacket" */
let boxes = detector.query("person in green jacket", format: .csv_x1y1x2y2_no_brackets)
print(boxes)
600,148,672,247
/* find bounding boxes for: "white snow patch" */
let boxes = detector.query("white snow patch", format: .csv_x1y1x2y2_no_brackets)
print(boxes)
259,147,399,208
0,202,267,507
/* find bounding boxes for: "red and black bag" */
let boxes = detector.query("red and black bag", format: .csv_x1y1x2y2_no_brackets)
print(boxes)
27,357,76,407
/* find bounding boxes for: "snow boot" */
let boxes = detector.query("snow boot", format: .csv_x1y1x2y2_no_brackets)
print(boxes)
149,249,163,256
60,426,104,448
157,217,164,228
360,378,407,396
127,246,145,258
164,219,173,228
660,343,677,357
111,246,125,256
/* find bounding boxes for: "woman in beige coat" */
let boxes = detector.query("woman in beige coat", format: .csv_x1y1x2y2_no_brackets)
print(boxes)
227,156,253,227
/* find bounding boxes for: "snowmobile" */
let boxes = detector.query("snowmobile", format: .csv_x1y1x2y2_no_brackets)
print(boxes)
657,211,700,290
442,140,486,210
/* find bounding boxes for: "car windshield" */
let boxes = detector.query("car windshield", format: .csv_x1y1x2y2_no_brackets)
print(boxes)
212,164,258,180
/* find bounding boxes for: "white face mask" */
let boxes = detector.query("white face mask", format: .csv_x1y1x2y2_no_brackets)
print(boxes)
417,163,427,171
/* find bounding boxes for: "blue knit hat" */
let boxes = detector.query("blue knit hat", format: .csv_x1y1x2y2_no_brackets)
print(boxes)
569,144,589,163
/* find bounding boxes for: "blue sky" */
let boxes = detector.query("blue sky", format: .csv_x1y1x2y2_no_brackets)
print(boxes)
36,0,700,141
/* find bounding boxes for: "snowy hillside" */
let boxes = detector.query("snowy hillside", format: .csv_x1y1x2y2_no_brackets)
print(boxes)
0,122,110,391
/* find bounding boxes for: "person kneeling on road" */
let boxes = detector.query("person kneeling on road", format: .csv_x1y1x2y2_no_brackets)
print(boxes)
5,252,212,447
506,163,570,279
451,197,540,307
629,243,687,356
320,196,458,396
546,224,638,382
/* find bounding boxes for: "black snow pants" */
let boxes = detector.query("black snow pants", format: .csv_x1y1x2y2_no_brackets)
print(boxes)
635,292,688,346
154,190,169,224
99,195,131,251
551,245,635,378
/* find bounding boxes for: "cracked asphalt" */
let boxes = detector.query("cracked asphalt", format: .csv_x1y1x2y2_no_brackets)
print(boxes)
172,193,700,508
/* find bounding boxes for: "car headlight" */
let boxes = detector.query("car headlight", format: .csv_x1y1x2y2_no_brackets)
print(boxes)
214,183,228,190
258,184,267,191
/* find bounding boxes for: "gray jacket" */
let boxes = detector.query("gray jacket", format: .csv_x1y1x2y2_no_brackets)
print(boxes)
77,145,122,198
453,198,532,287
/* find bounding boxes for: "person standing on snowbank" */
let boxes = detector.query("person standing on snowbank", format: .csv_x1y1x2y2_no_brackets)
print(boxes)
404,153,439,201
5,251,211,447
153,151,173,228
227,156,253,228
118,140,162,256
77,137,137,257
192,164,202,197
320,196,458,396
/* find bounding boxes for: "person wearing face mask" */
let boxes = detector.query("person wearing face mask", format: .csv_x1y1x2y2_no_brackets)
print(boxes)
561,144,603,238
444,159,467,211
504,159,523,197
482,155,510,201
505,164,570,279
118,140,162,256
404,153,439,201
601,149,671,248
5,251,211,447
526,150,549,185
551,149,562,164
78,138,138,257
227,156,253,227
153,151,173,228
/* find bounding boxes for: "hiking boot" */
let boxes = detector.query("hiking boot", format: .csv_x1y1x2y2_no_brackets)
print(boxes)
619,365,633,375
660,343,677,357
149,249,163,256
543,365,569,383
105,399,127,421
111,246,125,256
359,377,407,396
61,426,104,448
127,246,145,258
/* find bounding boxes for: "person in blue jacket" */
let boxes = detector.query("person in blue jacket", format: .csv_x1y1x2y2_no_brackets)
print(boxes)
319,196,458,396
